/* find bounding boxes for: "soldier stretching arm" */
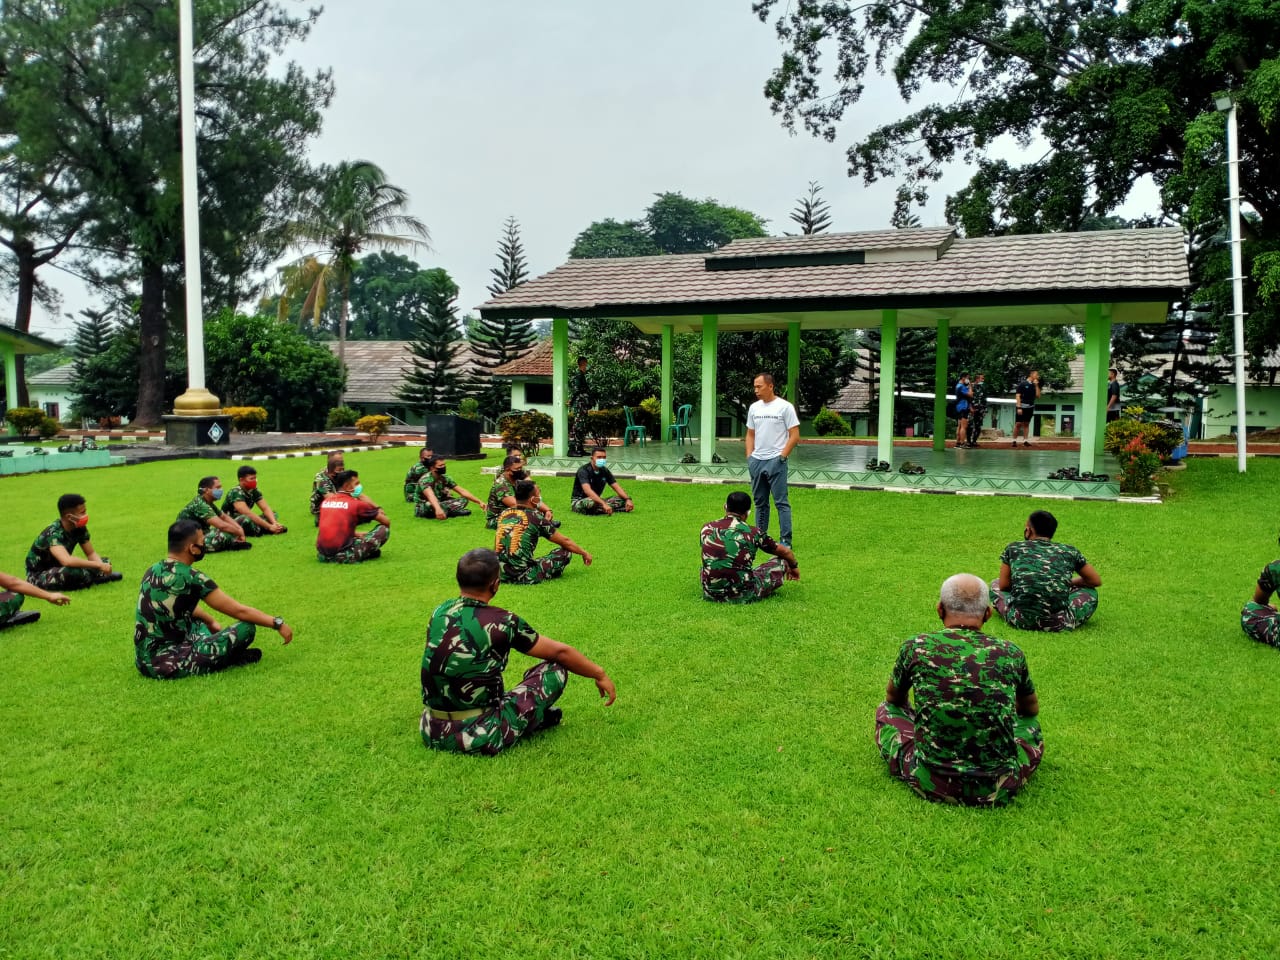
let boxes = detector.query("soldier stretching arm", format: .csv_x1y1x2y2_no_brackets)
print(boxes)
0,570,71,606
199,587,295,644
525,635,615,705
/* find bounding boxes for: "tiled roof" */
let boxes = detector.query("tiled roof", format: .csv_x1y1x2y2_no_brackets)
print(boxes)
326,341,483,405
478,228,1188,321
830,378,872,414
490,339,552,378
707,227,956,258
27,361,77,386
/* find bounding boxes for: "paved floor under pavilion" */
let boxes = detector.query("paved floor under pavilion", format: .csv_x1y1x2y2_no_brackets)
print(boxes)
520,438,1131,501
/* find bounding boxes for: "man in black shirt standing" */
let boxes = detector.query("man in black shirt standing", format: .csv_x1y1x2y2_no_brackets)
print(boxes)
1012,370,1041,447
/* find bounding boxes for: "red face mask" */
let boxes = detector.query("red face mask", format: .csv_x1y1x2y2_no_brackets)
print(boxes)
242,478,258,490
73,514,90,528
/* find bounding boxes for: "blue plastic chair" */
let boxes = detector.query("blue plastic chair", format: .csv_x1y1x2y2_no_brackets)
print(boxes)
623,406,647,447
667,404,692,445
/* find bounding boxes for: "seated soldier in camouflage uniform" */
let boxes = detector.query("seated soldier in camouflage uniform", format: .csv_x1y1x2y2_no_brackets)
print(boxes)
134,520,294,679
414,456,483,520
0,569,71,630
1241,532,1280,648
570,447,634,516
420,548,615,756
402,445,434,502
224,465,286,536
877,573,1043,807
177,476,250,553
317,470,391,563
25,493,124,591
990,510,1101,631
700,491,799,603
495,481,591,585
309,452,345,527
485,454,557,529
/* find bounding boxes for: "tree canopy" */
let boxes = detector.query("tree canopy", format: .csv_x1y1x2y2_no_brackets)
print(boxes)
471,217,537,418
397,268,467,415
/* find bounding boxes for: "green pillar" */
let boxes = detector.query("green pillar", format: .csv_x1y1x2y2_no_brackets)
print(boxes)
787,322,801,406
3,346,18,435
700,315,718,463
552,317,569,458
1080,303,1111,473
932,318,950,451
661,324,673,443
877,310,898,465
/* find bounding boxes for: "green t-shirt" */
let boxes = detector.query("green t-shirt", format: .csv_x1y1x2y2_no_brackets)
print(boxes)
420,597,539,711
223,485,263,517
177,495,222,529
26,521,91,577
1000,538,1088,624
485,476,516,527
133,559,218,670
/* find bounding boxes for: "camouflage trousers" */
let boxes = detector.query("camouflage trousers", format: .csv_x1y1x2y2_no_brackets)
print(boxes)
500,547,572,585
421,660,568,756
570,400,589,456
0,590,23,621
317,525,389,564
1241,601,1280,648
28,564,104,591
203,528,242,553
876,701,1044,807
232,513,285,537
702,557,788,604
990,580,1098,631
572,496,628,516
136,621,257,680
414,497,470,519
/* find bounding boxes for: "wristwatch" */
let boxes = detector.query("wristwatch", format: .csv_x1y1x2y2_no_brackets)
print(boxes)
272,616,284,631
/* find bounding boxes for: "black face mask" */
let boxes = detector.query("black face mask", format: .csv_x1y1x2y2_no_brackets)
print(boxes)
190,543,206,563
435,466,446,474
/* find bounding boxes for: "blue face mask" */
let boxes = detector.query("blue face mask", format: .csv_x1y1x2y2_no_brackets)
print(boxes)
594,458,607,469
211,487,223,500
353,484,364,497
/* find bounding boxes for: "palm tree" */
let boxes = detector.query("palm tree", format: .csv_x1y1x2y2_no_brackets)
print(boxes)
279,160,430,401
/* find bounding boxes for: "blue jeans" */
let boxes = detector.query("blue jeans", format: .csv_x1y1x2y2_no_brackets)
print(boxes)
748,456,791,544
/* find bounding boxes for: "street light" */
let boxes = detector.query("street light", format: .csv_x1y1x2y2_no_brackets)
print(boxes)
1214,92,1248,473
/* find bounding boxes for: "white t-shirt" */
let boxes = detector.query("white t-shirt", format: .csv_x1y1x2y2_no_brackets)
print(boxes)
746,397,800,460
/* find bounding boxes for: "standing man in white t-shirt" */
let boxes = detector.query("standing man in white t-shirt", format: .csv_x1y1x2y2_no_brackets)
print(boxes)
745,373,801,546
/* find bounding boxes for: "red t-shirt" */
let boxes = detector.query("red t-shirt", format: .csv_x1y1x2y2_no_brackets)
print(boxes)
316,493,381,554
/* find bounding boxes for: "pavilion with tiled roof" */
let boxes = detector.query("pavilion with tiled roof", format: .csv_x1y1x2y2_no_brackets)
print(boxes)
478,227,1188,473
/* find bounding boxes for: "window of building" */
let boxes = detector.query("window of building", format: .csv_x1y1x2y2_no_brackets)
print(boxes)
524,382,552,405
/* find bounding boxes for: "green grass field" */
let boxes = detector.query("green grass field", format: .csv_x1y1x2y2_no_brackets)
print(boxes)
2,448,1278,959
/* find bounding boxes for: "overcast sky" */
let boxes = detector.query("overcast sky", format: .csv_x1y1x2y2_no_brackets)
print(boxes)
17,0,1154,342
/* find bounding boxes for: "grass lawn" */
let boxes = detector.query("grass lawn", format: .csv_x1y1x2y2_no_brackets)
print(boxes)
2,449,1278,959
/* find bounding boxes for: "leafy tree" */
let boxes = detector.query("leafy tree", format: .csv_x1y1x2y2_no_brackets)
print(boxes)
2,0,333,426
71,317,185,424
470,217,537,417
204,309,345,431
716,329,857,422
397,268,466,415
345,251,433,340
70,307,117,365
279,159,430,399
646,192,769,253
754,0,1280,352
569,218,660,259
788,181,832,235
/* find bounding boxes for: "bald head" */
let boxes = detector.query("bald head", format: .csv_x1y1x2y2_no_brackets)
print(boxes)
939,574,990,618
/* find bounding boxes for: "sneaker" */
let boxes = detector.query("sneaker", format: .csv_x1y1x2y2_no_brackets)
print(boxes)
0,610,41,629
230,646,263,666
457,509,472,517
541,706,563,729
550,520,562,529
99,572,124,583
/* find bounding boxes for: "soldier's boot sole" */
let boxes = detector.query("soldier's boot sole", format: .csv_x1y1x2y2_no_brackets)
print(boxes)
0,610,41,629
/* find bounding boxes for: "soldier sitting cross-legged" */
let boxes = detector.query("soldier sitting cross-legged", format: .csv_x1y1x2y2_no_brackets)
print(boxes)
699,491,798,603
876,573,1043,807
1241,531,1280,649
990,510,1101,631
494,481,591,585
316,470,390,563
420,548,615,756
25,493,123,591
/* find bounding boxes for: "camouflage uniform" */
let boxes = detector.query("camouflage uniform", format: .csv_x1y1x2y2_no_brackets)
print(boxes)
485,475,516,529
699,514,788,603
876,627,1043,807
419,596,566,755
0,590,23,623
223,484,280,536
403,461,431,502
134,559,256,679
494,507,573,585
1241,559,1280,647
969,380,988,442
413,472,470,519
310,469,337,526
990,539,1098,631
25,521,107,590
570,463,627,515
569,368,591,457
177,496,240,553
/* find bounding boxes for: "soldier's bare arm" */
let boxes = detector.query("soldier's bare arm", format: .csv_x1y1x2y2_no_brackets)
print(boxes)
202,587,294,644
885,679,910,708
1073,562,1101,589
526,635,615,705
549,531,591,565
997,563,1013,591
1016,691,1039,717
1254,583,1274,605
0,570,71,605
48,543,108,572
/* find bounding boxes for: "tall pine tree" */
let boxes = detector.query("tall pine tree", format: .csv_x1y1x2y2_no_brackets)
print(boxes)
397,268,466,415
788,182,832,235
470,217,537,417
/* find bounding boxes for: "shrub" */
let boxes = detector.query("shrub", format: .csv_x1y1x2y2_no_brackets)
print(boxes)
355,414,392,440
636,397,662,431
5,407,47,437
499,409,553,459
458,397,479,420
96,416,122,430
812,407,852,436
586,407,625,439
1104,418,1183,460
38,416,61,439
1116,437,1162,494
325,406,359,429
221,406,268,432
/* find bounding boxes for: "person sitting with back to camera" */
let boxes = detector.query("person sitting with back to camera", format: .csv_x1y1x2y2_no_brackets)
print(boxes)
1241,531,1280,649
495,480,591,585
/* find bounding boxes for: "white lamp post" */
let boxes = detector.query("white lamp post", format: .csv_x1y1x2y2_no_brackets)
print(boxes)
172,0,220,416
1214,93,1248,473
